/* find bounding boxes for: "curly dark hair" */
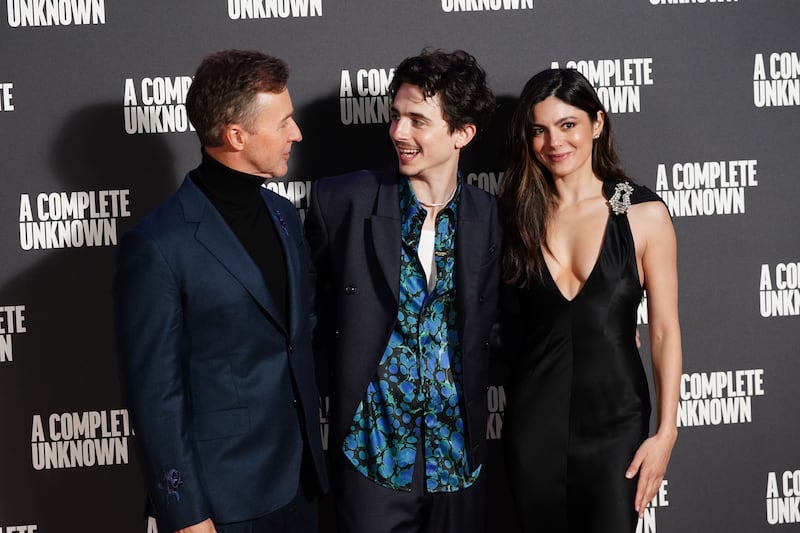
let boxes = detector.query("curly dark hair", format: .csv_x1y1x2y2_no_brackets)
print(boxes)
388,49,496,135
497,68,631,287
186,49,289,147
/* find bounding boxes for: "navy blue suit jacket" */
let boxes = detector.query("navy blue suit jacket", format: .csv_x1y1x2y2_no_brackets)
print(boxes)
306,168,502,474
114,175,327,532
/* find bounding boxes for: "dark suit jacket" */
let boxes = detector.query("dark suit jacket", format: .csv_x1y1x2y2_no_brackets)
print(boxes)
114,175,327,532
305,168,502,475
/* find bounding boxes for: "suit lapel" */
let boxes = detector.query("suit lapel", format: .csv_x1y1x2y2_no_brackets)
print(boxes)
178,177,287,334
369,171,402,305
260,188,301,337
455,186,486,334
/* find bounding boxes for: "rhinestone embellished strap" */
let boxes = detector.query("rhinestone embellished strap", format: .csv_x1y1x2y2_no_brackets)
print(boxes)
608,182,634,215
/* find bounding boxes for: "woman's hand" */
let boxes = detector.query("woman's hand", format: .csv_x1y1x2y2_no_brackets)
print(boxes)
625,430,678,518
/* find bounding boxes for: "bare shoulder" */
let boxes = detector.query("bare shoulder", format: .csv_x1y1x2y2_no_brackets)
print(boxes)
627,198,675,257
628,199,671,227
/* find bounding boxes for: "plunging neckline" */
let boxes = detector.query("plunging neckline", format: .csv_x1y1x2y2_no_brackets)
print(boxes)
542,214,611,303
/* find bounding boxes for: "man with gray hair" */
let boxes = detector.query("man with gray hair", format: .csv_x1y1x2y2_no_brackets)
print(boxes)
115,49,326,533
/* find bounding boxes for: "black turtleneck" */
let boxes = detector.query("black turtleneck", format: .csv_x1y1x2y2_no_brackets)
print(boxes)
191,150,288,326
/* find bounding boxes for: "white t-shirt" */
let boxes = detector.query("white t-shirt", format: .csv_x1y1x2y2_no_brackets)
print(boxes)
418,229,437,292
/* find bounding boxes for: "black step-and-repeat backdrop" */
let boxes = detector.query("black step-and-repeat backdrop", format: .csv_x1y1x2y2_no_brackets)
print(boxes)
1,1,799,532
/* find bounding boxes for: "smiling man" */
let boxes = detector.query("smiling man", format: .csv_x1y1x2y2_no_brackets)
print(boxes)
306,49,500,533
114,50,327,533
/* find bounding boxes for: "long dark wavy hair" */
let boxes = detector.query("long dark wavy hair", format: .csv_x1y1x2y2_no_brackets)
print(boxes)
497,68,631,287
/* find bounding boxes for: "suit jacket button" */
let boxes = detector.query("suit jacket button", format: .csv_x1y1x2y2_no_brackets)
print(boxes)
292,398,299,408
344,285,357,295
288,344,294,354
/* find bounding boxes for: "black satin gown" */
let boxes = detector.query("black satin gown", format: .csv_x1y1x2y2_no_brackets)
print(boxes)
504,182,660,533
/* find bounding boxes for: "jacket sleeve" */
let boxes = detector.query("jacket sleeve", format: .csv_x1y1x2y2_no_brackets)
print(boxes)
113,228,211,531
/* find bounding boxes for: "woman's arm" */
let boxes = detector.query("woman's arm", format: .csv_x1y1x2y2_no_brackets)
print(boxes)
626,201,683,518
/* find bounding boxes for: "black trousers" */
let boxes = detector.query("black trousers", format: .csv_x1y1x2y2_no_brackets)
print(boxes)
215,486,319,533
333,442,487,533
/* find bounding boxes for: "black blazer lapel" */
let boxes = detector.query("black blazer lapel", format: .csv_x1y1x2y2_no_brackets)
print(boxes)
178,178,287,333
455,185,490,335
368,171,402,305
260,188,302,337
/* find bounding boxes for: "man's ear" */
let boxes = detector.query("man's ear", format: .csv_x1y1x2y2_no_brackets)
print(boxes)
222,124,247,151
455,123,477,150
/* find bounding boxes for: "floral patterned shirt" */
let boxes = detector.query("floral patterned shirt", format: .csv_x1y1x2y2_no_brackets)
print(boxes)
342,177,479,492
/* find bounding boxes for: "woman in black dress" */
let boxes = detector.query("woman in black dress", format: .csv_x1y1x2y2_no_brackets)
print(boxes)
497,69,682,532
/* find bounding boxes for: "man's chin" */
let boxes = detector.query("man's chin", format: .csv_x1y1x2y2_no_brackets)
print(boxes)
397,162,419,177
264,165,289,180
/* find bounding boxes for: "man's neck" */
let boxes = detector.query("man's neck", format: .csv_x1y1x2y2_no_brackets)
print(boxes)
407,172,459,229
193,149,265,205
408,171,458,207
